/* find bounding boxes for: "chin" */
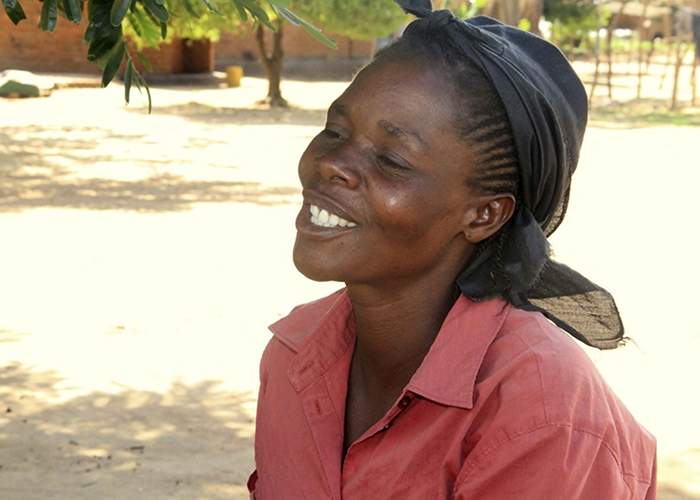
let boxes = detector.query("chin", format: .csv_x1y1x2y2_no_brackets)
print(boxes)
292,244,341,283
292,255,340,283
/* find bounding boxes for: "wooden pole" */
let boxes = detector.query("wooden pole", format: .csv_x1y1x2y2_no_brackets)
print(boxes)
636,0,651,99
670,41,688,110
658,40,675,90
606,0,630,100
691,48,698,106
606,22,614,98
590,20,603,107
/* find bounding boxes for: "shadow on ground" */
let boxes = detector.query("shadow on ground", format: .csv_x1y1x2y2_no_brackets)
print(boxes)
0,363,254,500
589,98,700,128
0,328,29,344
1,360,698,499
0,126,298,212
149,102,326,127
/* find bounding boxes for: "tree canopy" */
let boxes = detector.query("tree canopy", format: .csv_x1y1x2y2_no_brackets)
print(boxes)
292,0,407,41
1,0,336,109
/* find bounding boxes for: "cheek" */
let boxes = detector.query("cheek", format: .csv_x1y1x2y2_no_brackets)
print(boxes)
372,185,453,243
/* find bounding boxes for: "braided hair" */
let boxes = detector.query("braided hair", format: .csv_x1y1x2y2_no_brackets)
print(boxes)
374,21,520,291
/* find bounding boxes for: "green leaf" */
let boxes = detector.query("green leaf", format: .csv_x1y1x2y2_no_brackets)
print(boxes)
62,0,81,23
274,7,336,48
3,0,27,24
40,0,58,32
232,0,247,21
239,0,273,30
110,0,130,26
142,0,168,23
200,0,219,15
181,0,199,17
300,22,336,49
274,4,299,25
86,0,122,60
132,69,152,113
101,40,125,87
267,0,290,8
136,52,152,72
124,59,133,103
88,33,121,60
159,20,166,39
127,6,160,47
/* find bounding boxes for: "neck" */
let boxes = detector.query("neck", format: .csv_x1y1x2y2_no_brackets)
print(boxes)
346,269,462,396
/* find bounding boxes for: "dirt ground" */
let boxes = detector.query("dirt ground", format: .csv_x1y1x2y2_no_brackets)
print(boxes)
1,68,699,499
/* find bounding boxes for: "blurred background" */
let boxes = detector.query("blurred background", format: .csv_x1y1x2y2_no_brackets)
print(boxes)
1,0,699,498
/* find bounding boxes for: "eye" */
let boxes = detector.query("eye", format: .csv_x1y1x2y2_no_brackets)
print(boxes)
377,154,410,171
321,128,343,140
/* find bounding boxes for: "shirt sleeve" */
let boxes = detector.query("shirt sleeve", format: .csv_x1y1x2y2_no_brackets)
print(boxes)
454,424,656,500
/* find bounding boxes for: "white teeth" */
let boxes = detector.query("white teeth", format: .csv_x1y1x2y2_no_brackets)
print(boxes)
308,204,356,229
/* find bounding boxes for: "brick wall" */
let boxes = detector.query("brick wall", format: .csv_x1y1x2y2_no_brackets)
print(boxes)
1,2,372,75
1,2,190,74
0,0,97,73
217,25,374,63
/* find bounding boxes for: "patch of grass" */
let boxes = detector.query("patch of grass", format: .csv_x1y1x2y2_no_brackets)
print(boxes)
589,99,700,128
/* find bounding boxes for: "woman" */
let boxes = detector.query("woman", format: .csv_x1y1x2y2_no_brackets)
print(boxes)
249,1,656,498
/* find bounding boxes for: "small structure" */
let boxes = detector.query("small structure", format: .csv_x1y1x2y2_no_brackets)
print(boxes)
0,69,53,97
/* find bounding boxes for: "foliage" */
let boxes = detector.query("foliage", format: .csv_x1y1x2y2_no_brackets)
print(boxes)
544,0,605,55
1,0,334,109
290,0,406,41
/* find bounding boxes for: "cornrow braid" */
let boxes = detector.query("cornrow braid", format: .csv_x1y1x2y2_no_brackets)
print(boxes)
374,20,522,294
374,22,520,200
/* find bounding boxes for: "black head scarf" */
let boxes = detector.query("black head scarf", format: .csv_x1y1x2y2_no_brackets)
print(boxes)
395,0,625,349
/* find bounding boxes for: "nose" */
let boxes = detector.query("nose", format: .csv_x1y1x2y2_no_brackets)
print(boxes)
316,146,361,189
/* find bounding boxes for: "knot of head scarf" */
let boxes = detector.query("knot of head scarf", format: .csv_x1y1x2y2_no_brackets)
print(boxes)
395,0,625,349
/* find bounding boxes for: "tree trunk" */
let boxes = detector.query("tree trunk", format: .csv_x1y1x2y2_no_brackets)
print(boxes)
255,19,287,108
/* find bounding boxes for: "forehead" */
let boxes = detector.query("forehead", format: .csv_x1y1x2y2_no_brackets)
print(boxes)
332,58,459,140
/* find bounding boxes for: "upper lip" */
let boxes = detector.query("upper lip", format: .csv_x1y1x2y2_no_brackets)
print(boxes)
302,189,358,224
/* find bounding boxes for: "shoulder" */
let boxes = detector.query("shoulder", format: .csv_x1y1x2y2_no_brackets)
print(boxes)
473,305,656,481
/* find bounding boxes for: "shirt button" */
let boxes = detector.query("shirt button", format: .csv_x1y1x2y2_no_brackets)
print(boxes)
398,396,411,409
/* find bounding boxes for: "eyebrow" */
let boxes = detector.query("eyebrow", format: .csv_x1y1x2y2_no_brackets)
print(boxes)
377,119,427,152
327,102,427,153
328,102,349,118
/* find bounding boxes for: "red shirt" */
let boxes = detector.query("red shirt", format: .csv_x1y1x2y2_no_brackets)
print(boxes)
250,289,656,499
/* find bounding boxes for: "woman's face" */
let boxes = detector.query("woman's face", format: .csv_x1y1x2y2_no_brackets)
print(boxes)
293,57,485,287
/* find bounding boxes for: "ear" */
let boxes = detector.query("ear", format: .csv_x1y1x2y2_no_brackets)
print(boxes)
461,194,516,244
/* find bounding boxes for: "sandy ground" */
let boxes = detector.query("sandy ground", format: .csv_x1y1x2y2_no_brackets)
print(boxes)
0,72,699,499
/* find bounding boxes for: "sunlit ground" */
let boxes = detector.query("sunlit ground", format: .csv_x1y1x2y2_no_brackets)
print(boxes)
1,68,699,499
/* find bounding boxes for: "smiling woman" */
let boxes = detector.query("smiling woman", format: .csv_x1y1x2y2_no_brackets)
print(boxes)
249,1,657,499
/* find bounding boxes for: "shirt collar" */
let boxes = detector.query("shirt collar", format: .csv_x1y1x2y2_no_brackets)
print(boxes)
269,289,510,409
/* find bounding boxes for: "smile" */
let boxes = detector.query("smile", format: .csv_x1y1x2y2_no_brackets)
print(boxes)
310,204,357,229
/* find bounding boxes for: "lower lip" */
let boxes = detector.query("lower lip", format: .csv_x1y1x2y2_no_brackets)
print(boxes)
295,208,357,238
